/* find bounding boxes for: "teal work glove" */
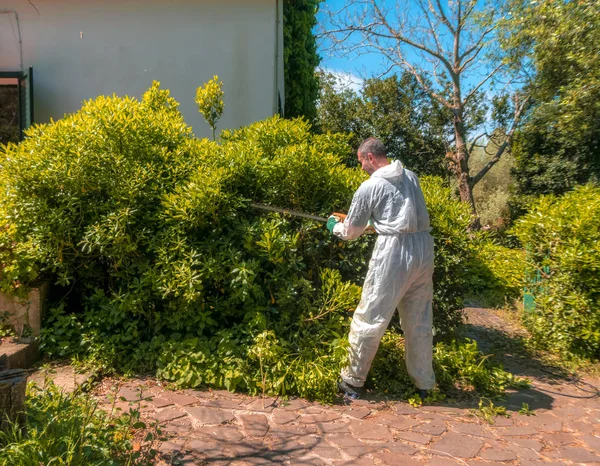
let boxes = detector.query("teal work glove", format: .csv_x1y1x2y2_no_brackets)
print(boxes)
327,215,340,234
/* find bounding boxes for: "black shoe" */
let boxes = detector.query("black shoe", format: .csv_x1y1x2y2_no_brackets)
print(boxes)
418,389,429,400
338,380,363,399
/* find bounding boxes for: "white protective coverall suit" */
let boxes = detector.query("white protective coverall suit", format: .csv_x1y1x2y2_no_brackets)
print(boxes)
333,160,435,390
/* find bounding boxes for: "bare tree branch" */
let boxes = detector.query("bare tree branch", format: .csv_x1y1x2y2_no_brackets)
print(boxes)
468,132,490,154
464,63,504,105
471,96,530,186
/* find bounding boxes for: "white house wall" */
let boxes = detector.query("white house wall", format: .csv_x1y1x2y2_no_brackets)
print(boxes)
0,0,279,138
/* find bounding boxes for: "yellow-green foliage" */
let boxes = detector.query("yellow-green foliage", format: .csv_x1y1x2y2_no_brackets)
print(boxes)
421,176,473,334
469,240,526,299
513,185,600,359
0,83,493,400
0,382,146,465
195,75,224,139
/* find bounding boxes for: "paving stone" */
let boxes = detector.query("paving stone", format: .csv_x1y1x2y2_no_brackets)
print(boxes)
413,421,447,436
227,440,267,457
343,407,372,419
504,442,542,461
479,442,518,462
581,434,600,451
163,417,193,433
395,430,433,445
490,415,514,426
520,461,567,466
490,424,538,436
300,412,341,424
428,432,484,459
245,398,277,413
201,398,244,409
211,389,243,399
564,419,597,435
558,446,600,463
393,404,422,415
303,406,326,414
187,437,220,453
378,442,419,456
326,434,364,448
425,458,464,466
341,444,379,458
288,458,328,466
175,454,202,466
268,436,304,450
344,398,375,407
110,401,133,413
186,406,235,425
237,413,269,437
158,438,186,453
341,458,380,466
198,425,243,442
542,432,577,447
524,412,563,432
273,410,300,424
182,388,213,399
149,396,174,408
350,420,393,441
311,446,341,459
155,407,187,422
549,405,589,420
117,386,144,402
371,412,421,430
372,452,422,465
450,422,497,439
163,392,200,407
269,424,316,438
508,437,544,451
280,397,311,411
318,421,351,434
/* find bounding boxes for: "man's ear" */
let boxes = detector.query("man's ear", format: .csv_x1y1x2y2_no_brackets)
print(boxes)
367,152,376,164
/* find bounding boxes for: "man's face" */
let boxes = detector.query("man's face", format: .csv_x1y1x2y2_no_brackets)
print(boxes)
357,151,376,175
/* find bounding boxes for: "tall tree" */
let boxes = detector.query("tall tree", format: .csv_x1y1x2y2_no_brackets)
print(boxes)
321,0,528,223
501,0,600,210
284,0,322,122
316,71,451,177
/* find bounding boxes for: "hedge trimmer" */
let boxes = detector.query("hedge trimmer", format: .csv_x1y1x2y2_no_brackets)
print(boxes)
250,203,375,233
250,202,345,223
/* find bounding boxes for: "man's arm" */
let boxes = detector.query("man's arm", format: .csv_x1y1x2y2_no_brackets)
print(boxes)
332,185,373,241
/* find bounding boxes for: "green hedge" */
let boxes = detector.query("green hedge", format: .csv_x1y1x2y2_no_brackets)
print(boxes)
513,185,600,360
0,83,496,400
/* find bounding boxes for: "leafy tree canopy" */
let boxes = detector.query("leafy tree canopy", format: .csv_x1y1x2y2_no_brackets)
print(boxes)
316,71,451,177
503,0,600,205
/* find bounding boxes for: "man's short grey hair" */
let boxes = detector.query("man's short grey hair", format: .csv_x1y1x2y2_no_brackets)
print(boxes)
358,137,387,159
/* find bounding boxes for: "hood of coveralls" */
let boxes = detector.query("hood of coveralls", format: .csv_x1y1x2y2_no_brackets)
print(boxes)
371,160,404,181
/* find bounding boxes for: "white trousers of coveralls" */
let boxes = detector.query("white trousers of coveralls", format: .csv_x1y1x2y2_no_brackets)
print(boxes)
341,230,435,390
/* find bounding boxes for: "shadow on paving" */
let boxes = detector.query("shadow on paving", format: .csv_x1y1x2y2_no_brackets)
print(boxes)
159,436,326,465
460,310,600,410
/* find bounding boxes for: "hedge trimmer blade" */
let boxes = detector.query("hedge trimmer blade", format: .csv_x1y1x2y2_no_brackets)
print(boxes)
250,203,328,222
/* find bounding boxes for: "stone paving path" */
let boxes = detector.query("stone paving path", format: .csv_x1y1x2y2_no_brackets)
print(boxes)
88,308,599,465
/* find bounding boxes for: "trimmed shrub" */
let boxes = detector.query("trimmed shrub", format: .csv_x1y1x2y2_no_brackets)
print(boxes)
512,185,600,360
0,83,491,400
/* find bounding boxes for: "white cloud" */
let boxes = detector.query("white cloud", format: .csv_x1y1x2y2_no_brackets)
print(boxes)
320,67,364,93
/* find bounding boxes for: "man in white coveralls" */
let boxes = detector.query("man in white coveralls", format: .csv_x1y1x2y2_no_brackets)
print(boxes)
327,137,435,400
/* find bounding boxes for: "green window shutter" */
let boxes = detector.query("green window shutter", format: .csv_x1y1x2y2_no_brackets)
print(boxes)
18,66,33,140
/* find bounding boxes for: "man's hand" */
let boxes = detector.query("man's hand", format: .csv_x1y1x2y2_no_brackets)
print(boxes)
326,215,341,234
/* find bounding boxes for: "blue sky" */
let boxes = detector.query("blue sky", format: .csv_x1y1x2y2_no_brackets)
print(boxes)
314,0,507,97
316,0,383,91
